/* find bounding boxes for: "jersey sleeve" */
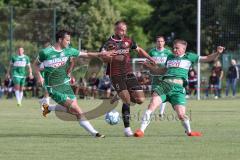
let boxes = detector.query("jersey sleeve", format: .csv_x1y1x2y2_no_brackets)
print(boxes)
38,50,46,63
188,52,199,63
69,47,80,57
148,48,154,56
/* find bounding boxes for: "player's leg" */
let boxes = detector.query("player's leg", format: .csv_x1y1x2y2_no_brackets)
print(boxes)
13,77,22,106
111,75,134,136
126,73,145,104
134,92,163,137
174,105,201,136
159,102,166,117
19,78,25,104
170,86,202,137
118,90,133,136
44,85,105,137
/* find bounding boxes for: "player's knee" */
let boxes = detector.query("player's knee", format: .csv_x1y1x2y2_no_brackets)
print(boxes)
177,113,185,120
135,97,145,104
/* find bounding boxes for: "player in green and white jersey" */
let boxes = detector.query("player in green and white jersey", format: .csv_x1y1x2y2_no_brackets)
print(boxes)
6,47,33,106
34,30,111,138
146,36,172,117
135,39,225,137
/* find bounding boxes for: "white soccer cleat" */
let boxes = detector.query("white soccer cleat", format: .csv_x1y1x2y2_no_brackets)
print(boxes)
124,127,134,137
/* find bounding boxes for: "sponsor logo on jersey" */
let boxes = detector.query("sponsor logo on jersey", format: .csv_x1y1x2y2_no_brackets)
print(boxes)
116,49,129,55
13,61,27,67
43,57,68,68
167,59,191,70
153,57,167,64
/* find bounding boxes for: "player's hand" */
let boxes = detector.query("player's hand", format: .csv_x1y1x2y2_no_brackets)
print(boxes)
38,76,44,86
99,50,117,57
29,74,34,79
216,46,225,54
149,57,157,65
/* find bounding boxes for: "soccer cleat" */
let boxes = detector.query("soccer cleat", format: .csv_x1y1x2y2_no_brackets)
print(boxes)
17,103,22,107
187,131,202,137
42,104,50,117
110,94,120,104
134,129,144,137
124,129,134,137
95,133,105,138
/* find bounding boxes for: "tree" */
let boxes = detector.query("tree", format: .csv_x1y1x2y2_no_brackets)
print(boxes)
78,0,121,50
111,0,153,49
146,0,197,51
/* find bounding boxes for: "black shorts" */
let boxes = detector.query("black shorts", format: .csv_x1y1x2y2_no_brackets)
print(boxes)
111,73,142,93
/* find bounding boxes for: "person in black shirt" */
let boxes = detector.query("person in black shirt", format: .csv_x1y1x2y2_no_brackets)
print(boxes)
225,59,239,97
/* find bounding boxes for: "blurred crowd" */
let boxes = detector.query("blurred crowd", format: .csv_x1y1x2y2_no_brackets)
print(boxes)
0,59,239,100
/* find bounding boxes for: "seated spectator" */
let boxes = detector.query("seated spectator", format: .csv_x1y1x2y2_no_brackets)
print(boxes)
98,74,111,99
87,72,99,98
75,77,87,99
25,76,36,98
205,71,219,99
186,69,197,98
4,77,14,99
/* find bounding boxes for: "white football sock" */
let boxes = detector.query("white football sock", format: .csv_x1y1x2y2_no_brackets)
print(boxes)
48,104,67,112
15,90,20,104
19,91,23,101
181,117,191,134
45,97,50,105
79,120,98,136
159,102,166,115
140,109,152,133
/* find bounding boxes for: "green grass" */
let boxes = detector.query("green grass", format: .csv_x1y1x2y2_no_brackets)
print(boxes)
0,98,240,160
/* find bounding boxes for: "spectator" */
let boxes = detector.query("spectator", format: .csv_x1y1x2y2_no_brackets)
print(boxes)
98,74,112,99
186,69,197,98
0,80,3,99
75,77,87,99
205,71,219,99
4,77,14,99
225,59,239,97
212,60,224,98
87,72,99,98
25,75,36,97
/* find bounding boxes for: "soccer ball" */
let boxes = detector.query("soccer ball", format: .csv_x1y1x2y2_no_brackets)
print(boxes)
105,110,120,125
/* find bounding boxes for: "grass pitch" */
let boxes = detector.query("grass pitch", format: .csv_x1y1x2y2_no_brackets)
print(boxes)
0,98,240,160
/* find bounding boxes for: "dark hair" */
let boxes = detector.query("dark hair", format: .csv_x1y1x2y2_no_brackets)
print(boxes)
115,20,127,26
55,30,71,42
156,36,165,41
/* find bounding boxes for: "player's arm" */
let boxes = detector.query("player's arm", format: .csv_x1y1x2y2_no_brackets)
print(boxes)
200,46,225,63
144,61,167,74
67,57,75,76
135,46,156,64
33,58,44,86
79,50,115,59
27,63,33,79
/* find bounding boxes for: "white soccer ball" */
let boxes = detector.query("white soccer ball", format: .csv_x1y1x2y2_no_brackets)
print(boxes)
105,110,120,125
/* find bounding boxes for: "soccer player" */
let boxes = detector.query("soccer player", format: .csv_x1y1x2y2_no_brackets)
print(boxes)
6,47,33,106
134,39,225,137
34,30,112,138
100,20,156,137
145,36,172,117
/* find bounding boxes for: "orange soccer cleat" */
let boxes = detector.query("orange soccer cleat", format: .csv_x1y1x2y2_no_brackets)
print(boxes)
42,104,50,117
134,129,144,137
187,131,202,137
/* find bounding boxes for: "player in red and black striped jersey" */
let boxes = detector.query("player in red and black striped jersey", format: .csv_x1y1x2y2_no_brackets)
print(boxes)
101,20,156,137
